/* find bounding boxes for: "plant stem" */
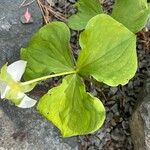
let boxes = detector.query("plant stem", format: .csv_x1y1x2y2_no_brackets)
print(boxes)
21,70,76,86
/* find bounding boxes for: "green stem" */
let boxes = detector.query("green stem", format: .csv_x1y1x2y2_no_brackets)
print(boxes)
21,70,76,86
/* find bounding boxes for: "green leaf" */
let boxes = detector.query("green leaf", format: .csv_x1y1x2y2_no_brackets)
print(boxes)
68,0,103,30
112,0,149,33
37,74,105,137
77,14,137,86
21,22,74,80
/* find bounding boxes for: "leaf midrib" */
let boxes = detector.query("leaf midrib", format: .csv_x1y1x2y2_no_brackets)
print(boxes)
77,35,134,70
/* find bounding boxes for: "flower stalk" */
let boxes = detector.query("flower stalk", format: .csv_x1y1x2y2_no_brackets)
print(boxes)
21,70,76,86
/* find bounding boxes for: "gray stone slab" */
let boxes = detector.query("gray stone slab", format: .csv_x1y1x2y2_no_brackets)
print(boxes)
0,0,42,67
0,0,79,149
0,101,78,150
130,78,150,150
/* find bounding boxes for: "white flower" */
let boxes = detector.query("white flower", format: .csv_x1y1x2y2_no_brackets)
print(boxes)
0,60,37,108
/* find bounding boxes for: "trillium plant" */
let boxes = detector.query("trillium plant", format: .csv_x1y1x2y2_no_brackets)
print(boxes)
0,0,150,137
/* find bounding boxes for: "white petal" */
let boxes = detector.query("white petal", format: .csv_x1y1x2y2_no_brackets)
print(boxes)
7,60,27,81
17,95,37,108
0,84,10,99
17,92,24,99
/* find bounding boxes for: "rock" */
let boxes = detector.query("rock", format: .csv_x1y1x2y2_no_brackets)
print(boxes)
110,128,126,142
110,87,118,95
68,0,76,3
0,101,78,150
0,1,78,149
88,146,96,150
122,121,129,130
130,78,150,150
111,103,118,114
0,0,43,67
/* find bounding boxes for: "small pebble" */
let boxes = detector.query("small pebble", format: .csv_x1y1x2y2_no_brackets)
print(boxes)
122,121,129,130
111,128,126,142
68,0,76,3
111,104,118,114
110,87,118,95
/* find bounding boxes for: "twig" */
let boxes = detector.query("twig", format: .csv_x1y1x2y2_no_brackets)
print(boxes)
22,0,35,7
36,0,67,23
36,0,48,24
20,0,35,8
20,0,27,7
47,6,67,21
95,86,108,101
